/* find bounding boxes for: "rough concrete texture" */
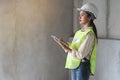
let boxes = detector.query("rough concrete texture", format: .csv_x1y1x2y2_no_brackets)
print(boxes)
108,0,120,39
94,39,120,80
0,0,73,80
1,0,120,80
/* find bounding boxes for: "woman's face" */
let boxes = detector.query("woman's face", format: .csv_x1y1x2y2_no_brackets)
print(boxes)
79,10,90,25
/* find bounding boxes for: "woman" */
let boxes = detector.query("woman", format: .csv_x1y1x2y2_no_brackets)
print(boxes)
52,3,98,80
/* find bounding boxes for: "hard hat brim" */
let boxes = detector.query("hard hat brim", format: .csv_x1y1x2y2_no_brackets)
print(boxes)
77,8,87,12
77,8,81,11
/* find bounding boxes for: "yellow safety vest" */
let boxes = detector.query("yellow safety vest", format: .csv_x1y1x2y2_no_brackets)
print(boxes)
65,27,97,75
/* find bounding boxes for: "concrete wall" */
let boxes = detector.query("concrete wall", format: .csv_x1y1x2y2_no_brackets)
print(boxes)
89,39,120,80
1,0,120,80
108,0,120,39
0,0,73,80
92,39,120,80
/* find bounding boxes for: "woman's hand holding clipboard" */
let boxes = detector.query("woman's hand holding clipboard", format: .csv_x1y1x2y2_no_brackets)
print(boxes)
51,35,72,53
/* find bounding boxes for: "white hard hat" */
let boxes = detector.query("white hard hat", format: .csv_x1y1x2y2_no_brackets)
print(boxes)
77,3,98,19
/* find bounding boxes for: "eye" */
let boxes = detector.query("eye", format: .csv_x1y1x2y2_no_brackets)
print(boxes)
80,11,86,17
80,14,85,17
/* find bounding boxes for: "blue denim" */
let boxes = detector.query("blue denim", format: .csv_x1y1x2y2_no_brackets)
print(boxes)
71,60,90,80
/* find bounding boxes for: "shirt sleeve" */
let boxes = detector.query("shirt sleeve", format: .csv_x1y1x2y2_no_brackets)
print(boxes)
70,32,95,59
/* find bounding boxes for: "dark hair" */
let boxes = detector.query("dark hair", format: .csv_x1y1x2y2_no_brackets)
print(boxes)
86,11,98,39
89,20,98,39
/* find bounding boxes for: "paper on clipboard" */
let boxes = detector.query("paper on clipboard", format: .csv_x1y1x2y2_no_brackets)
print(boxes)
51,35,59,40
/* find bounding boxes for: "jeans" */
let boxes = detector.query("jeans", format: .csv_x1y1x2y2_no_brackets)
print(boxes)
71,60,90,80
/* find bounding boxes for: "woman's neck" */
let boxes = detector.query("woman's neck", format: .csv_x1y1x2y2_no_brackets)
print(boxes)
82,23,90,30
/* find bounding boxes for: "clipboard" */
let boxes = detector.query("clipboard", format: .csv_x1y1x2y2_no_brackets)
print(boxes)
51,35,70,50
